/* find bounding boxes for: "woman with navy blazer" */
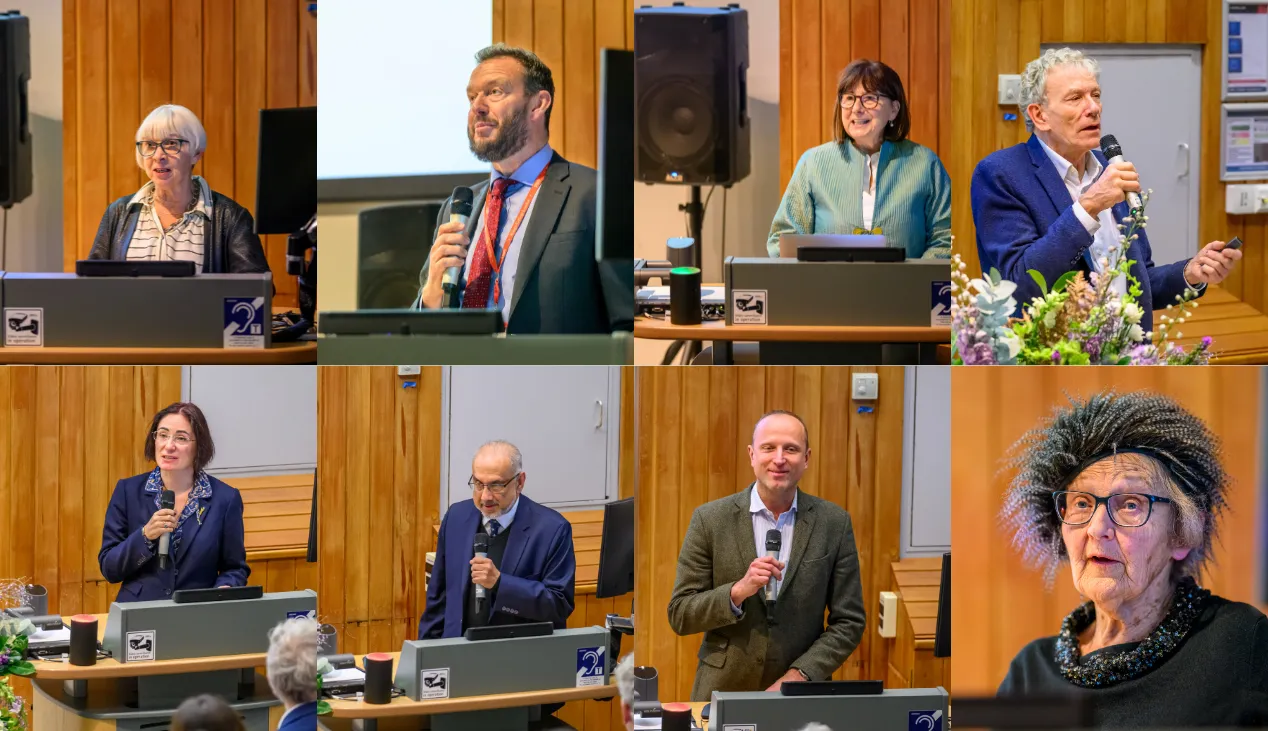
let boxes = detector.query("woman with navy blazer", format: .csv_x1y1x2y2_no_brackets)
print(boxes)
98,402,250,602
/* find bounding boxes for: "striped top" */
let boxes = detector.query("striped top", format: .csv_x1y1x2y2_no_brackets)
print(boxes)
767,139,952,259
125,176,213,273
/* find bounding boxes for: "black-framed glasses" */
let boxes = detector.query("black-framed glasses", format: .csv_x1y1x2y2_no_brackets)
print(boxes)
841,94,889,110
153,430,194,446
469,473,521,496
1052,490,1173,528
136,138,188,157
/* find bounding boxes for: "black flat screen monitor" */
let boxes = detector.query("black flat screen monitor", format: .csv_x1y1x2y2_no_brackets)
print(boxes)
934,551,949,658
256,106,317,235
596,497,634,599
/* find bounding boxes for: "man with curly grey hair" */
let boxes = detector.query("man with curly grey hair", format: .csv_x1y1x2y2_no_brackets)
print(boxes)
996,390,1268,726
266,618,317,731
971,47,1239,333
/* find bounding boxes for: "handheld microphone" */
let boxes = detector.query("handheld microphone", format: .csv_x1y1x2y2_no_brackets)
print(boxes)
473,533,490,612
441,186,475,300
764,529,782,617
158,490,175,570
1099,135,1143,216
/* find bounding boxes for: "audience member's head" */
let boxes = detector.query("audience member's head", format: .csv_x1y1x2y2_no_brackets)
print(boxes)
266,618,318,710
614,652,635,731
170,694,244,731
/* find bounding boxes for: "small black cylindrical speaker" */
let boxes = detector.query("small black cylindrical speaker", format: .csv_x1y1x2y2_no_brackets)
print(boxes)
667,237,694,269
363,652,393,704
662,702,693,731
24,585,47,616
633,665,659,703
69,614,97,666
670,267,702,325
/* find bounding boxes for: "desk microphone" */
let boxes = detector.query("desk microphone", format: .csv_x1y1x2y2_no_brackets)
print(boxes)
1099,134,1144,216
473,533,490,613
158,490,175,570
765,529,781,619
441,186,475,303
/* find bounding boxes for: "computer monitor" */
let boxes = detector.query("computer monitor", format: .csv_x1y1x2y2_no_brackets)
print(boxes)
934,551,949,658
595,497,634,599
306,469,317,563
256,107,317,235
596,48,633,262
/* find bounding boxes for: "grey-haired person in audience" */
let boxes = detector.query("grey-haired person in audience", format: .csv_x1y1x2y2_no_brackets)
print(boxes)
267,618,318,731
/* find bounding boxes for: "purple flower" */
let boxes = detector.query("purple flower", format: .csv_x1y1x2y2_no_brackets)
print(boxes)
1051,350,1061,363
1201,336,1212,348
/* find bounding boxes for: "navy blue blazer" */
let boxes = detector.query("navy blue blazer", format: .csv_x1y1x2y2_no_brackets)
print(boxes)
98,471,250,602
418,494,576,639
971,134,1197,333
277,701,317,731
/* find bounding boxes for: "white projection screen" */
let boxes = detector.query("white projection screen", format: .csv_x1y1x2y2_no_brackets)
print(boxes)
318,0,493,199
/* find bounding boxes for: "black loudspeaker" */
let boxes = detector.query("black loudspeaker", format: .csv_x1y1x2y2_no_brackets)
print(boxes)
362,652,393,704
635,4,750,186
0,11,31,208
357,202,443,309
69,614,97,666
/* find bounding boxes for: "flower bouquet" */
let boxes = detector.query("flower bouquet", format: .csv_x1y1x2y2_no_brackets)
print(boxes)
0,580,36,731
952,196,1211,365
316,655,332,715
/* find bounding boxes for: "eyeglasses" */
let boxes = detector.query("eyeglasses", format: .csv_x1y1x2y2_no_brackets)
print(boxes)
153,430,194,446
841,94,889,110
469,473,521,496
136,139,188,157
1052,490,1173,528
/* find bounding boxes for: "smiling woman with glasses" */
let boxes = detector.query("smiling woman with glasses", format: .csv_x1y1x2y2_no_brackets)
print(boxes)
98,402,249,603
996,391,1268,726
86,104,272,276
765,58,951,260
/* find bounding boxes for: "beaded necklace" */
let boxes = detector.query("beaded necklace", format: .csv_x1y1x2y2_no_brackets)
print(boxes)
1054,577,1209,688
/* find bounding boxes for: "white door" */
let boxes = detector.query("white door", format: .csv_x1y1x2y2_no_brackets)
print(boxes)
1061,45,1203,267
442,366,621,514
900,366,951,557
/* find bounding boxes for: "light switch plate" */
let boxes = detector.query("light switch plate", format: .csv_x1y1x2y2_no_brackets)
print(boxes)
998,74,1021,106
852,373,879,401
878,591,898,638
397,366,421,376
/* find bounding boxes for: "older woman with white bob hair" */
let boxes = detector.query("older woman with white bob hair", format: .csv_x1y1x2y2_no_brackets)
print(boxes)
997,391,1268,726
88,104,271,275
266,618,317,731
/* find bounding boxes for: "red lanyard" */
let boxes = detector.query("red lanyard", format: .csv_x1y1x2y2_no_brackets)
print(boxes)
483,165,549,306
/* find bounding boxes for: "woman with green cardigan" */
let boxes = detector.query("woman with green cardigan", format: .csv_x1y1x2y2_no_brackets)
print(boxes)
767,59,952,259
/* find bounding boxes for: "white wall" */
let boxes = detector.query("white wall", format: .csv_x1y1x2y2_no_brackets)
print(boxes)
634,0,780,364
3,1,62,273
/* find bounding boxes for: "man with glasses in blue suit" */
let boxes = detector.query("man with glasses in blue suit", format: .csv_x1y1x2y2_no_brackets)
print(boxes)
418,440,576,640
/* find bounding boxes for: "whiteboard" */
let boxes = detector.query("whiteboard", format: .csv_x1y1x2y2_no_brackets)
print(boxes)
900,366,951,557
441,366,622,516
182,366,318,477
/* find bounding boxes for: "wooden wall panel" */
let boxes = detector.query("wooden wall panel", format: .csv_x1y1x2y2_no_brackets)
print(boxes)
0,366,316,730
779,0,953,191
950,0,1268,319
951,367,1265,695
318,366,634,731
62,0,318,308
491,0,634,169
635,367,909,704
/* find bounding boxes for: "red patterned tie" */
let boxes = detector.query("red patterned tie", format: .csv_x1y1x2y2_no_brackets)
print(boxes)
462,177,512,309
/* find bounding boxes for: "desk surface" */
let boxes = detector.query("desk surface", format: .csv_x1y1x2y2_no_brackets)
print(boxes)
30,613,269,679
634,317,951,344
0,340,316,364
326,651,618,718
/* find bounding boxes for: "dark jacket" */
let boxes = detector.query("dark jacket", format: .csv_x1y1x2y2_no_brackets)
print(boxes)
98,471,251,602
667,487,867,701
999,597,1268,727
418,494,576,639
88,190,272,275
971,134,1197,333
413,151,634,334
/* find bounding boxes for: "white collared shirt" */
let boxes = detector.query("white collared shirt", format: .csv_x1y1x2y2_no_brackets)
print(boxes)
1034,136,1125,295
862,151,880,230
125,176,213,273
730,485,798,615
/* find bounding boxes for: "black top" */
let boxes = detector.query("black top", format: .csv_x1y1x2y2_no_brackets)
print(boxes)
89,190,272,275
463,520,510,632
999,597,1268,727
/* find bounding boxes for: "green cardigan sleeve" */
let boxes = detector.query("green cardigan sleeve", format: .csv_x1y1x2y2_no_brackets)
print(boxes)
766,151,816,257
921,152,953,259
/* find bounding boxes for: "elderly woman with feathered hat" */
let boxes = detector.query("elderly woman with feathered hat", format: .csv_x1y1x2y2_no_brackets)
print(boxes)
997,391,1268,726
